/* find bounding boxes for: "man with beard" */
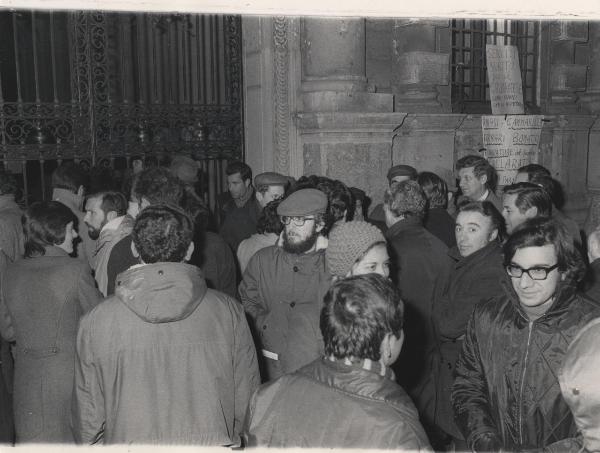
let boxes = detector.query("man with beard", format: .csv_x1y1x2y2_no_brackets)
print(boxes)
83,191,130,296
239,188,331,382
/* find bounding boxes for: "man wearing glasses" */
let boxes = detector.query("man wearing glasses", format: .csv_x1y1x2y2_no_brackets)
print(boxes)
452,217,600,452
239,188,331,382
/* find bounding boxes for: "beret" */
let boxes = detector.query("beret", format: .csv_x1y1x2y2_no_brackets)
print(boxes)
169,155,199,184
387,164,417,181
254,172,288,188
277,188,327,217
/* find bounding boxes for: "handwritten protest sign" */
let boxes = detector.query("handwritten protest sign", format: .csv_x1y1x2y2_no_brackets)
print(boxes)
482,115,543,186
486,45,524,114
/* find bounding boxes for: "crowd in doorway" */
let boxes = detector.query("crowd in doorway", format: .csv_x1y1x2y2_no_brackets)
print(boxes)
0,153,600,451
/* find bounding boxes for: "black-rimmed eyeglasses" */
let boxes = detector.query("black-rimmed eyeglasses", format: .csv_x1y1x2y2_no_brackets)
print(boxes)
505,263,559,281
280,216,315,226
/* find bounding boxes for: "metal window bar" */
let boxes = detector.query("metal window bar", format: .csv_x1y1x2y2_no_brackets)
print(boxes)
451,19,539,113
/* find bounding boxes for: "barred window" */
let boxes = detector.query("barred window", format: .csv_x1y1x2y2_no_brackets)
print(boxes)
451,19,540,113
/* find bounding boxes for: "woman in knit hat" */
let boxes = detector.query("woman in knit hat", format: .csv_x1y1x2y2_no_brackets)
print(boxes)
326,220,390,280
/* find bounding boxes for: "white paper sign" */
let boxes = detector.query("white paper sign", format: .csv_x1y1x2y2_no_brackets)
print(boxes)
482,115,543,186
486,45,525,114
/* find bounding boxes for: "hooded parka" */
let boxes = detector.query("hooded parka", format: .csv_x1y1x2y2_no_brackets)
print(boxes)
72,262,260,445
452,276,600,451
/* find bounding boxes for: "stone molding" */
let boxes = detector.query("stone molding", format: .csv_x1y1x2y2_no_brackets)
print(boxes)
272,16,290,175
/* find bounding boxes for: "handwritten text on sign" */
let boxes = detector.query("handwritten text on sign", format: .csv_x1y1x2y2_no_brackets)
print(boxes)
482,115,543,186
486,45,525,115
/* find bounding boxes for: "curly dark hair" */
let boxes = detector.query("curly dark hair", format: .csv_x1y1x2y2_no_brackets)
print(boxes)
503,217,586,283
132,203,194,264
23,201,77,258
456,154,498,193
225,161,252,182
131,167,184,206
320,274,404,361
384,180,427,219
257,199,284,235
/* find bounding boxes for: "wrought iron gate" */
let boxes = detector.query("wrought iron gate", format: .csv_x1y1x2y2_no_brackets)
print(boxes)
0,11,243,208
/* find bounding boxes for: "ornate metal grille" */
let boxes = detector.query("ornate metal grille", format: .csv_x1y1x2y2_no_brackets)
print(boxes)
451,19,539,113
0,11,242,207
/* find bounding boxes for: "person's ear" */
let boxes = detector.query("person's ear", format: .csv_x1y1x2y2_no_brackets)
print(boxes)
184,242,195,262
76,185,85,198
315,218,325,233
245,179,251,188
106,210,118,222
479,174,488,186
525,206,538,219
130,241,140,259
489,228,498,242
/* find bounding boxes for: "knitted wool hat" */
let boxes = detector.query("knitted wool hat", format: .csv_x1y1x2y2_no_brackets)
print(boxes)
326,221,386,278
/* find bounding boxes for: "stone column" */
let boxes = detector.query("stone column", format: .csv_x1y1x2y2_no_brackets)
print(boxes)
391,20,451,113
547,21,588,114
300,17,390,113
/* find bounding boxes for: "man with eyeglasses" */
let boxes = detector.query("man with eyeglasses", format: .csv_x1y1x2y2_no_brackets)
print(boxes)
239,188,331,382
452,217,600,452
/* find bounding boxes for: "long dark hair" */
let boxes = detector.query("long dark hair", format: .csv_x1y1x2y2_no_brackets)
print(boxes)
23,201,77,257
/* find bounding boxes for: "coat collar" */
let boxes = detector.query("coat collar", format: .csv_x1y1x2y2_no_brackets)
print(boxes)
449,241,502,268
384,216,423,239
52,188,83,213
42,245,70,258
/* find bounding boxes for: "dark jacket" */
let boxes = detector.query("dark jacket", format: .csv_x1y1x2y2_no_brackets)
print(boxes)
432,242,505,438
72,262,260,445
424,207,457,248
244,357,432,450
0,247,101,442
239,245,331,381
452,278,600,451
218,192,261,254
385,216,453,405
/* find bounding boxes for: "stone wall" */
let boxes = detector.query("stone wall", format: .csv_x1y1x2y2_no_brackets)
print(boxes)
242,17,600,229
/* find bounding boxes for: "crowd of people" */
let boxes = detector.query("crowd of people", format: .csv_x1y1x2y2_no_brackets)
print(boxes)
0,153,599,451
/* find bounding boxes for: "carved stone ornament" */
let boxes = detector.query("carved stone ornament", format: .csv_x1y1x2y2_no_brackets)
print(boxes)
273,16,290,175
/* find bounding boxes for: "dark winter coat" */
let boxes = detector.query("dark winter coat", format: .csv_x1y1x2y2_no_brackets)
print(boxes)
432,241,505,438
217,192,261,254
239,245,331,381
424,207,457,248
244,356,432,450
72,262,259,445
452,278,600,451
0,247,101,442
385,216,453,416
